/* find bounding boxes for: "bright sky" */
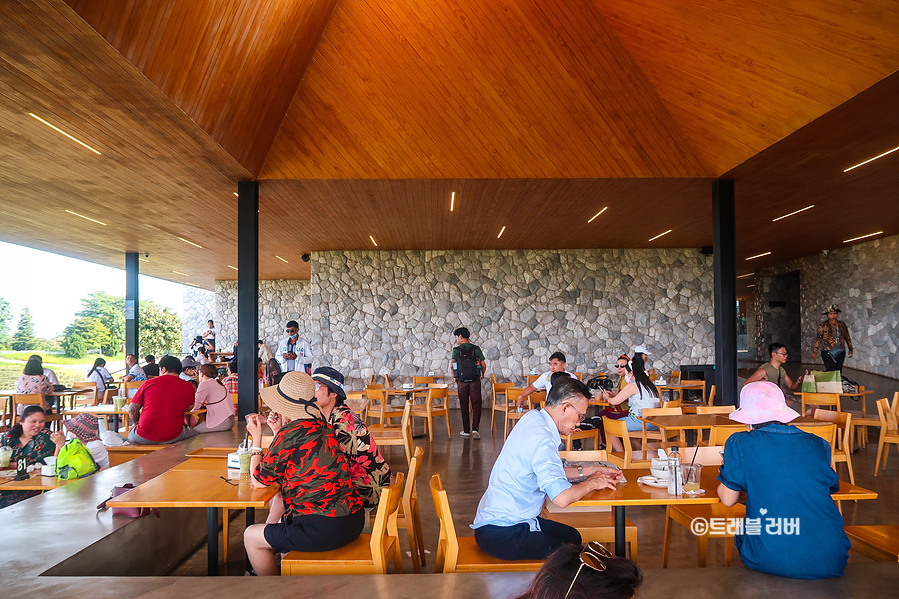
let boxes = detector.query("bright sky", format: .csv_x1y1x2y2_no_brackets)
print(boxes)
0,241,184,338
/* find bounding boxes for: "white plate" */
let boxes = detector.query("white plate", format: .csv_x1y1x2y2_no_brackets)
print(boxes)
637,476,669,489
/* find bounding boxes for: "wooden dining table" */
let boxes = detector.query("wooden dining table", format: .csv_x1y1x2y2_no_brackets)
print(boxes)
0,470,81,491
108,468,279,576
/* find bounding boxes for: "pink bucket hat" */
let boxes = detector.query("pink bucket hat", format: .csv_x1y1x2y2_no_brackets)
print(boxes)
730,381,799,425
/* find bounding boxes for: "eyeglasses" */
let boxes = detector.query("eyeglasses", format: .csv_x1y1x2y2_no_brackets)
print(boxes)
314,382,323,391
286,329,297,333
565,402,587,423
614,364,626,369
565,541,613,598
776,351,788,356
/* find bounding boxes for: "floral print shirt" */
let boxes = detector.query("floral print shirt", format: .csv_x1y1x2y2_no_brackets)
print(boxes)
1,430,56,509
329,404,393,508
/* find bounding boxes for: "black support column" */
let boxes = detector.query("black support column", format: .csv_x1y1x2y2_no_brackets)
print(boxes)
713,180,738,406
237,180,259,418
124,252,139,356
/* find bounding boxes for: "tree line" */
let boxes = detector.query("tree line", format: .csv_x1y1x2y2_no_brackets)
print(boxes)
0,292,182,358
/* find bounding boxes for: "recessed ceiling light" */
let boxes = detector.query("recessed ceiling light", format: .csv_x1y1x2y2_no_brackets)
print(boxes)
369,236,378,247
587,207,608,223
844,145,899,172
227,265,238,270
275,255,289,263
138,257,149,263
64,209,106,226
178,237,203,249
843,231,883,243
172,270,189,276
184,282,200,288
772,205,814,222
746,252,771,260
450,192,455,212
648,229,672,242
29,113,101,155
233,192,239,197
737,273,754,279
497,226,506,239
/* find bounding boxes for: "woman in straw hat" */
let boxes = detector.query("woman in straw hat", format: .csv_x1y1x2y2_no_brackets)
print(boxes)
243,372,364,576
717,381,849,579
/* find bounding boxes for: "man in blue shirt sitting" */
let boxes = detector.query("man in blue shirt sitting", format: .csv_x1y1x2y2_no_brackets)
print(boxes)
471,377,622,560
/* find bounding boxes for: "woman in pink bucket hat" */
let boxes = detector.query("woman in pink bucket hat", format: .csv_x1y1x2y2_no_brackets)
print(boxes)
716,381,849,579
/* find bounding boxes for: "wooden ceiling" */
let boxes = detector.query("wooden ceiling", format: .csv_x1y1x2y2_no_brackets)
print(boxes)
0,0,896,290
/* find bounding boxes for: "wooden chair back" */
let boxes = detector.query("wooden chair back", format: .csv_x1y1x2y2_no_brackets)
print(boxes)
877,398,898,432
679,445,725,466
642,407,682,417
371,472,404,573
707,385,717,406
526,374,540,385
430,473,461,573
649,373,658,381
12,393,45,413
383,374,392,389
530,390,547,409
794,423,837,450
413,376,434,386
603,417,636,466
73,381,94,389
559,450,609,463
230,393,239,405
427,385,449,407
661,399,682,409
639,407,683,448
697,405,734,415
368,374,375,386
398,446,426,572
670,370,682,384
802,392,841,414
573,372,584,381
428,383,449,389
708,424,748,446
490,373,513,391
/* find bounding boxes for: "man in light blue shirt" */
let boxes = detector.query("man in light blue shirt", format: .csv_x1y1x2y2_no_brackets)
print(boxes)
472,377,621,560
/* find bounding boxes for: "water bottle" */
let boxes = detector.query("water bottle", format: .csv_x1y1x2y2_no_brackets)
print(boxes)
667,446,682,495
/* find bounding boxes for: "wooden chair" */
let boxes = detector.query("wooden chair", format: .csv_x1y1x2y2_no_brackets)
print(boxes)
503,388,529,440
430,474,543,572
281,473,405,575
670,370,682,384
369,399,414,465
637,407,684,450
851,390,894,450
573,372,584,381
365,387,404,428
708,424,747,447
706,385,717,406
489,374,514,432
396,446,426,572
123,380,143,399
565,427,601,450
412,376,434,404
661,399,682,409
697,405,734,415
679,379,706,405
662,445,742,568
801,392,841,415
409,385,450,441
874,397,899,477
844,525,899,562
603,417,652,468
71,381,97,406
550,450,637,559
814,409,855,485
793,422,837,452
526,374,540,385
12,394,61,429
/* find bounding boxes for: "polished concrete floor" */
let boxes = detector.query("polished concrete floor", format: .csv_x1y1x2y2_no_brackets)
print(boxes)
173,365,899,576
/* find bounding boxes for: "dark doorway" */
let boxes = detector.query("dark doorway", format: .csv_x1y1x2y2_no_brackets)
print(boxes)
763,272,801,361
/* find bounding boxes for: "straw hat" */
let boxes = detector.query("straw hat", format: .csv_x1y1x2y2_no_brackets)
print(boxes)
259,371,319,420
730,381,799,425
65,413,101,443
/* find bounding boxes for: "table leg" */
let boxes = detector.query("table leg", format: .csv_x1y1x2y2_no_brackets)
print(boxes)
614,506,626,557
207,507,219,576
245,507,255,572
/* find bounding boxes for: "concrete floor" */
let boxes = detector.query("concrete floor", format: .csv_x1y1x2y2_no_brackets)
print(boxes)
173,365,899,576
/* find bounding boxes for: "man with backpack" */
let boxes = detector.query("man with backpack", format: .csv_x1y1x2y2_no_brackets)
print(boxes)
452,327,487,439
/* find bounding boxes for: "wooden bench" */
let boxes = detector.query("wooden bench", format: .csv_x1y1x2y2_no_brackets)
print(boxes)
845,525,899,562
107,445,168,467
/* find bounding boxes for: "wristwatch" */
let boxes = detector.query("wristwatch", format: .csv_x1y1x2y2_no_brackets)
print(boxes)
577,466,584,478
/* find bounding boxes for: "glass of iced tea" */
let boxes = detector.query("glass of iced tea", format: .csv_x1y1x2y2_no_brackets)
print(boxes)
682,464,702,494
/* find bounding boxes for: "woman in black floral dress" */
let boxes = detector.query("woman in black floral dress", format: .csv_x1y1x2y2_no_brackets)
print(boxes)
1,405,65,509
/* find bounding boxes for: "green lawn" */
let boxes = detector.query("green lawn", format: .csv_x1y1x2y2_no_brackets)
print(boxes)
0,363,85,390
0,352,116,366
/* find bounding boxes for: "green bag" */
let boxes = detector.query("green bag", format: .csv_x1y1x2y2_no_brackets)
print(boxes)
801,371,817,393
802,370,842,394
55,439,99,480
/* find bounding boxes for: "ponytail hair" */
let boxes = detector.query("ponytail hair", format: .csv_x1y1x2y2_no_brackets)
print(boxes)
631,355,658,399
9,405,46,439
87,357,106,378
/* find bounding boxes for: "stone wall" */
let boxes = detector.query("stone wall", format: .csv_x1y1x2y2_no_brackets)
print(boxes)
181,286,215,353
748,233,899,379
215,249,717,396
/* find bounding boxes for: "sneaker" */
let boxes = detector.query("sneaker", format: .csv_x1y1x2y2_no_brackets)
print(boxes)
471,430,481,439
459,431,471,437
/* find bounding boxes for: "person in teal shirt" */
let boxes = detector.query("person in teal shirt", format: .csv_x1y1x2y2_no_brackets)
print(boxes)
717,381,849,579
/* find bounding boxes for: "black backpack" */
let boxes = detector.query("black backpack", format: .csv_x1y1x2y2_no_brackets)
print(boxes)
455,345,480,382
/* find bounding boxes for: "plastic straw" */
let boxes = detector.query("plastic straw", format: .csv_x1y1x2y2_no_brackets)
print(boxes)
690,444,700,466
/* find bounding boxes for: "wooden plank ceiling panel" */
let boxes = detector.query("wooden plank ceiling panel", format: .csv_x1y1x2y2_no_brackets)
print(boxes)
65,0,339,176
595,0,899,174
258,179,715,251
0,0,250,289
260,0,711,179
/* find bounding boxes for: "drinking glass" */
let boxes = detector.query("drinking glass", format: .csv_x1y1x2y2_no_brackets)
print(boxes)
682,464,702,494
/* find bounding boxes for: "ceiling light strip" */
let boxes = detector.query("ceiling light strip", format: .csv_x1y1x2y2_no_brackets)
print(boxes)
138,258,149,263
497,226,506,239
772,205,814,222
843,231,883,244
29,113,102,155
64,209,106,226
648,229,672,242
587,207,608,223
227,265,238,270
184,282,200,288
736,273,754,279
172,270,189,276
843,146,899,172
178,237,203,248
369,236,378,247
745,252,771,260
275,255,289,263
450,192,455,212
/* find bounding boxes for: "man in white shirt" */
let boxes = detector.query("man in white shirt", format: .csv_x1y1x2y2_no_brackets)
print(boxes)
517,352,574,408
276,320,313,374
123,354,147,382
30,354,59,386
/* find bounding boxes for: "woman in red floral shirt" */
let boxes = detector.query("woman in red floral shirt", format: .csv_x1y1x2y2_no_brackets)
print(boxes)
243,372,363,576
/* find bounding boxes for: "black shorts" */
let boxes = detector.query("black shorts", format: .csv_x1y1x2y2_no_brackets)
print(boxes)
263,510,365,553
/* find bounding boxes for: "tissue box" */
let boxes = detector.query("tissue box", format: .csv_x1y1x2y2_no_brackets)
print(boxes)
226,452,241,469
